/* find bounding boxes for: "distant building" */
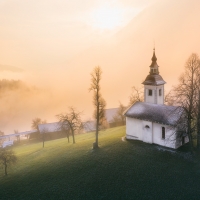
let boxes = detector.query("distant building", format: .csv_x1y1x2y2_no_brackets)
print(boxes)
0,130,37,147
38,122,61,133
37,122,68,140
0,130,37,142
82,121,96,133
124,49,189,149
82,109,123,132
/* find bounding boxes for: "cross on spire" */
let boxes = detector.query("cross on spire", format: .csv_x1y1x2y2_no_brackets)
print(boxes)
151,48,157,62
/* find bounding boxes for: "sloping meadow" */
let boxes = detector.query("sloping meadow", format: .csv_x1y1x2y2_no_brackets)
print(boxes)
0,126,200,199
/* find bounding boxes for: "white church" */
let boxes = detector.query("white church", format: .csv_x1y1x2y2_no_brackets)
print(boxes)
124,49,189,149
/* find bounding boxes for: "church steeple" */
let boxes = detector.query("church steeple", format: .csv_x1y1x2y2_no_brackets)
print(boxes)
149,48,159,75
152,48,157,61
142,49,166,105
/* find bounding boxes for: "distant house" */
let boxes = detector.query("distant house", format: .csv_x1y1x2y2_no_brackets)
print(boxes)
38,122,61,133
0,130,37,142
124,49,189,149
0,130,37,147
82,108,125,131
82,121,96,133
37,122,67,140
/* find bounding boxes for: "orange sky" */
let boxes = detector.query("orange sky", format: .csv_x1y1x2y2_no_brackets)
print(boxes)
0,0,200,133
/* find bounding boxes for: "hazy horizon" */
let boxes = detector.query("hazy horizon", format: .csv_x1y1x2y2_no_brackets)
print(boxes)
0,0,200,134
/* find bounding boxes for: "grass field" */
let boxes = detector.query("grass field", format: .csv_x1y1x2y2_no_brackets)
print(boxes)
0,126,200,200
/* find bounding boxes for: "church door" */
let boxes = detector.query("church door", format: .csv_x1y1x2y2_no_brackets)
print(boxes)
143,122,153,144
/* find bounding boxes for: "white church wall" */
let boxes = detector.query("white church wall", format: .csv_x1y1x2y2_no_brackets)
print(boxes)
144,85,155,104
144,85,164,104
125,117,188,149
152,123,176,148
156,85,164,104
126,117,143,140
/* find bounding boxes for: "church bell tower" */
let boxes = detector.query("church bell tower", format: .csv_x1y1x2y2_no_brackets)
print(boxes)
142,49,166,104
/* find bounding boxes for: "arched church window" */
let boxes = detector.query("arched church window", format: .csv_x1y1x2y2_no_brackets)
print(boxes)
162,127,165,139
159,89,162,96
145,125,150,128
148,89,152,96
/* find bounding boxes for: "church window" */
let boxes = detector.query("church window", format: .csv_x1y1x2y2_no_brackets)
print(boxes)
159,89,162,96
145,125,150,128
162,127,165,139
148,89,152,96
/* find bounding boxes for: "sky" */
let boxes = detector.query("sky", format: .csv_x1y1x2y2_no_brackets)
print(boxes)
0,0,150,71
0,0,200,133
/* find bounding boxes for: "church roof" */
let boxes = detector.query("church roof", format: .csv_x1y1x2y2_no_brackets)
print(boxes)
142,74,166,85
38,122,61,133
124,102,184,126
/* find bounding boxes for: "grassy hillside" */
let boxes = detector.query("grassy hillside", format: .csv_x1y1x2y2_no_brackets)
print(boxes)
0,126,200,199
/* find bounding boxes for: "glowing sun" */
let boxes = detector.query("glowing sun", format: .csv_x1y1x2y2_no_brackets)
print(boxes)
91,6,123,30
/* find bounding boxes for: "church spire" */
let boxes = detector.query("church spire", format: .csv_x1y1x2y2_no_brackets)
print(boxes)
149,48,159,75
151,48,157,62
142,48,166,86
142,48,166,105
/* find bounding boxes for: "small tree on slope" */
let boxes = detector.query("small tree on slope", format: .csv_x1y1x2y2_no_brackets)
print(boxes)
0,148,17,176
57,107,82,144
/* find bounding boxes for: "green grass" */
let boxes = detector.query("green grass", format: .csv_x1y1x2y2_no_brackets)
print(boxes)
0,126,200,200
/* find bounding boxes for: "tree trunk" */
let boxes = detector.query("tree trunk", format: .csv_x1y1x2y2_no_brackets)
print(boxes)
187,71,195,153
42,133,45,148
187,118,194,153
72,130,75,144
67,135,69,143
4,161,7,176
197,90,200,150
95,101,99,149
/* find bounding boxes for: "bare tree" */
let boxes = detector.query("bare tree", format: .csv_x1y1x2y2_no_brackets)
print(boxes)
165,90,176,106
60,124,70,143
172,53,200,151
117,102,127,125
89,66,106,149
31,118,46,130
40,127,49,148
56,107,82,144
31,118,46,140
195,67,200,150
129,86,144,106
0,148,17,176
112,102,127,126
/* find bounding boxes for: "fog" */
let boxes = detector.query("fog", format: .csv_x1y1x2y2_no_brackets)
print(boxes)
0,0,200,133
